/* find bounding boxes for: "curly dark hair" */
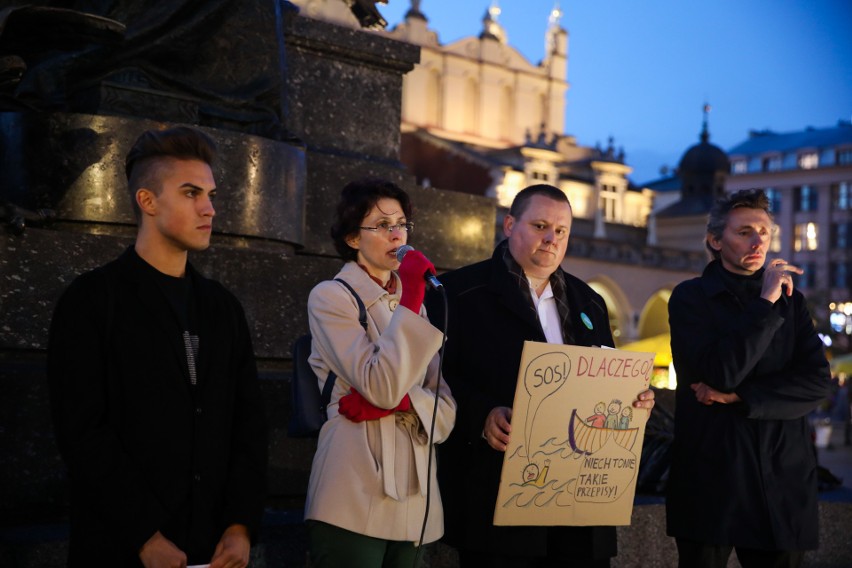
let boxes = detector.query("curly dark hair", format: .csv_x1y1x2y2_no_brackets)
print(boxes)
705,189,772,259
331,177,413,261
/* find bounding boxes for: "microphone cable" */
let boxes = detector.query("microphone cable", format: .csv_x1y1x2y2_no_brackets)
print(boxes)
413,283,448,568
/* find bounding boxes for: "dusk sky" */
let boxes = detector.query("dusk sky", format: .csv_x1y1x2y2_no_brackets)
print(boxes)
378,1,852,184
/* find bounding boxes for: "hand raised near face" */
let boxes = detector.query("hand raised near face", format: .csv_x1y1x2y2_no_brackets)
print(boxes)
761,259,803,303
398,249,435,313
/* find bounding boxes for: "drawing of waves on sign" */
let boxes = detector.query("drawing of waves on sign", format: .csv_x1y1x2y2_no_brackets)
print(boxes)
500,478,574,509
511,437,580,462
535,436,583,460
513,436,596,462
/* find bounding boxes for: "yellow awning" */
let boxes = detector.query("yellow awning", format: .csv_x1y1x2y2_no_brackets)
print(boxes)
831,353,852,375
619,333,672,367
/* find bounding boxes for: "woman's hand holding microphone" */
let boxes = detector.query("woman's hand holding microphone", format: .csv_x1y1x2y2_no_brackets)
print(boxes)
398,248,437,313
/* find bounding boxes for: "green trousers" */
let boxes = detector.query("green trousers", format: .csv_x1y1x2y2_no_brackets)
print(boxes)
307,520,424,568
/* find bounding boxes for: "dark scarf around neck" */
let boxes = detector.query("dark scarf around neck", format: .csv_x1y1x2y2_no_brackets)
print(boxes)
501,241,575,344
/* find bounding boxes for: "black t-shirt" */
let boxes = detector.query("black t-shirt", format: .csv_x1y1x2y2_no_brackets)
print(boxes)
133,250,201,386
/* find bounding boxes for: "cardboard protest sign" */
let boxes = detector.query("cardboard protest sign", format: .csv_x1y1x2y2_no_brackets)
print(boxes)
493,341,654,527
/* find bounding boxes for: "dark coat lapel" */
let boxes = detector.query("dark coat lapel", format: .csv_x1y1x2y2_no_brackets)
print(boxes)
561,272,612,348
488,245,545,341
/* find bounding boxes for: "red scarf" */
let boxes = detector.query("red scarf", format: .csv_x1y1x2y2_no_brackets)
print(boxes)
356,264,398,295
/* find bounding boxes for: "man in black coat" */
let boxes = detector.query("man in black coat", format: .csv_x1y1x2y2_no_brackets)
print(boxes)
667,189,832,568
426,184,655,567
47,127,268,567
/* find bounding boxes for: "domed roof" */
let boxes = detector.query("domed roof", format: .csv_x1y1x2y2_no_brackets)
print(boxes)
666,107,729,206
678,125,729,176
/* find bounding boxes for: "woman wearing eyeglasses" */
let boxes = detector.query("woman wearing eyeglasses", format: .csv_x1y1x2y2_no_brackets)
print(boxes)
303,177,456,567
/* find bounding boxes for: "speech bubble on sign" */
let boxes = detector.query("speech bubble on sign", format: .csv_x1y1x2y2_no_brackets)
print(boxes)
523,351,572,458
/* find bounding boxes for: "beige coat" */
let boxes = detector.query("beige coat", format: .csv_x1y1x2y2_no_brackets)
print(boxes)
304,262,456,544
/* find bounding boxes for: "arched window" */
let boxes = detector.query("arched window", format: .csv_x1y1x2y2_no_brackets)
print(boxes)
588,282,623,341
637,290,672,339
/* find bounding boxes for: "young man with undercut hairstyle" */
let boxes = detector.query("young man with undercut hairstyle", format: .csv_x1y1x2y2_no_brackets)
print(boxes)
48,126,268,567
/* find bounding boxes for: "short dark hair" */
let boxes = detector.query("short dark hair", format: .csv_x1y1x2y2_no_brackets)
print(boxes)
509,184,571,218
705,188,772,259
331,177,413,261
125,126,217,220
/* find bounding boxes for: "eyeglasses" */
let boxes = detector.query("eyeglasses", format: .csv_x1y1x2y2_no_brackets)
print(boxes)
359,222,415,234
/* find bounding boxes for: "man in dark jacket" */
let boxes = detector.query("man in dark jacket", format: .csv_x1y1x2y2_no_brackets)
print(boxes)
667,189,832,568
427,184,655,567
47,127,268,567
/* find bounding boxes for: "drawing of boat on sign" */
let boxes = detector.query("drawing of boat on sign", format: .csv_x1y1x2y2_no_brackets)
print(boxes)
568,409,638,455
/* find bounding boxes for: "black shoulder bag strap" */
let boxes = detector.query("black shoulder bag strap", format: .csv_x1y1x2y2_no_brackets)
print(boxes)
319,278,368,414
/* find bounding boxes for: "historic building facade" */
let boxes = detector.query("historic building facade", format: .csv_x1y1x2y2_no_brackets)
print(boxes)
288,0,704,353
384,2,694,347
386,3,653,233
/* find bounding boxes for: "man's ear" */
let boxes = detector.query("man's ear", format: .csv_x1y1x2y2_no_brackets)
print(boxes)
136,188,156,216
503,214,515,238
706,233,722,252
